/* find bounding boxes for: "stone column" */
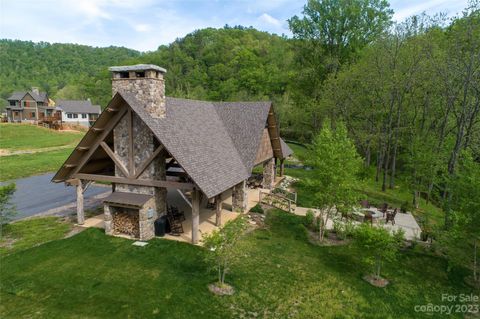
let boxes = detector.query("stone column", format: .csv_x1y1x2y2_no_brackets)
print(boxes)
232,180,248,212
139,197,156,240
76,182,84,225
262,158,275,189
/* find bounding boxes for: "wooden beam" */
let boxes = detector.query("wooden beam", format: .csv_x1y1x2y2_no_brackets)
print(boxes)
76,146,89,151
76,181,84,225
133,145,164,179
215,194,222,226
63,164,77,168
127,108,134,176
100,141,130,178
71,107,127,176
92,128,104,132
165,158,176,169
106,107,118,112
192,189,200,244
73,173,195,190
176,189,192,208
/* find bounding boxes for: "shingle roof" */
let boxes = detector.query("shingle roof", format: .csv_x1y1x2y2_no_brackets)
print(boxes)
213,101,271,172
56,100,101,114
53,93,289,198
122,94,251,198
280,138,293,158
103,192,152,207
7,90,47,102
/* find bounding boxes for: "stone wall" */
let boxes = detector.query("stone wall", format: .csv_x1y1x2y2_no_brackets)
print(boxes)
262,158,275,189
232,180,248,212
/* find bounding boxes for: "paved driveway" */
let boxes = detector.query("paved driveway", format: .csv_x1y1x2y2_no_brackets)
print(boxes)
2,173,109,220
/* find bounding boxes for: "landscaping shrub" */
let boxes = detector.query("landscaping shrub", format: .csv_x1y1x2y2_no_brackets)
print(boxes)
250,204,264,214
304,209,315,228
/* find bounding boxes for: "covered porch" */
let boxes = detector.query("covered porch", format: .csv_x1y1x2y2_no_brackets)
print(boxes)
80,187,263,244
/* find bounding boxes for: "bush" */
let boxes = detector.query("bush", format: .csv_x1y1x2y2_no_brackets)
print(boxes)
250,204,264,214
304,209,315,228
333,220,347,240
401,201,412,213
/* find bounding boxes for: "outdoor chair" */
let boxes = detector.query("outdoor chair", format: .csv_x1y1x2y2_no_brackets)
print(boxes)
360,200,369,208
363,212,373,225
379,202,388,217
168,205,186,222
386,208,398,225
166,212,184,235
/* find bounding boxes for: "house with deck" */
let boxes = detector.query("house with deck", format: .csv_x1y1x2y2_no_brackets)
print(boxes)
5,88,55,123
55,100,101,127
52,64,292,244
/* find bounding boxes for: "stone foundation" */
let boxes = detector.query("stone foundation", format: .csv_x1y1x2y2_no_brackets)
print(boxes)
262,158,275,189
232,180,248,212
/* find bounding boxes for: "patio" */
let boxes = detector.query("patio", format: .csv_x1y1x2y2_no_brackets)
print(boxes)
294,206,422,241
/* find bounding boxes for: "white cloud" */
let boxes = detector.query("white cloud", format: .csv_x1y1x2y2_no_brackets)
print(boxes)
133,24,151,32
258,13,282,27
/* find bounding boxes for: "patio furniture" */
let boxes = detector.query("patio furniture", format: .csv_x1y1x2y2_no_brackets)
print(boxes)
166,212,184,235
378,203,388,217
168,205,186,222
386,208,398,225
360,200,369,208
363,211,374,225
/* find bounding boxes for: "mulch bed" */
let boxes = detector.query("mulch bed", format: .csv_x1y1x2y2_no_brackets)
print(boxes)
208,283,235,296
363,274,389,288
307,230,351,246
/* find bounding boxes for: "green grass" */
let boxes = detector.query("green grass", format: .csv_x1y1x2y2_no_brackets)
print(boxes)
0,211,474,318
0,217,72,255
0,148,73,181
0,124,83,150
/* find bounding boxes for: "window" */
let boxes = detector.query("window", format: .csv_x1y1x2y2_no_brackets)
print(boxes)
82,114,87,119
67,113,73,119
31,112,36,118
14,111,19,116
9,101,15,106
73,114,78,119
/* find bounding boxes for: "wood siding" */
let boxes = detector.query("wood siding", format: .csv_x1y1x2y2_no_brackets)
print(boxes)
254,128,274,165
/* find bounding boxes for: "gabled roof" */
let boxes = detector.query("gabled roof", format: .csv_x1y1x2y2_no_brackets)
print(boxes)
7,90,47,102
56,100,101,114
53,93,290,198
280,139,293,158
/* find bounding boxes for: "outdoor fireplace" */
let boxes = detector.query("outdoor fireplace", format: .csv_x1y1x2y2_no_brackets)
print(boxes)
103,192,158,240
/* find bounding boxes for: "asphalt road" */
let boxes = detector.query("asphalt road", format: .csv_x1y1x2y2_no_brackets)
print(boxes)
2,173,109,220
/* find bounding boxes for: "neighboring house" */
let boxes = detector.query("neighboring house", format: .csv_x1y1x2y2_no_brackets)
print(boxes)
5,87,55,123
55,100,101,127
53,64,292,244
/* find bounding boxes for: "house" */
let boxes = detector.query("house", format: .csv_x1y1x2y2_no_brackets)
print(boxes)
55,100,101,127
52,64,292,244
5,87,55,123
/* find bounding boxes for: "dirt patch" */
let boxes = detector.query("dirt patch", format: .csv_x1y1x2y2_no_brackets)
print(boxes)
0,236,17,249
307,230,351,246
363,274,389,288
208,283,235,295
247,212,266,228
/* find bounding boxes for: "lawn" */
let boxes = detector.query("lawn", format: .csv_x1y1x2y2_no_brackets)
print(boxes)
0,211,475,318
0,148,74,181
0,217,72,255
0,124,83,150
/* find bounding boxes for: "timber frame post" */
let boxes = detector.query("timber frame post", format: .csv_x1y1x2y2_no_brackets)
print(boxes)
191,188,200,244
215,194,222,226
279,158,285,177
76,179,85,225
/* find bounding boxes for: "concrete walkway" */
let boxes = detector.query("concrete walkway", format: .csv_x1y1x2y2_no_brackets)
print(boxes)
294,206,422,241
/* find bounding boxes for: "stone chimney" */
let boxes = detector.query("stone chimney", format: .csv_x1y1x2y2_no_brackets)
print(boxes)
31,87,40,96
108,64,167,119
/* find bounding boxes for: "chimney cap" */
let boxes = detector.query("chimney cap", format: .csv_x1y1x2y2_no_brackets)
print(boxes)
108,64,167,74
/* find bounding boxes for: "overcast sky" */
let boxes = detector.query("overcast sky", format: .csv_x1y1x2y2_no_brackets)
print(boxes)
0,0,470,52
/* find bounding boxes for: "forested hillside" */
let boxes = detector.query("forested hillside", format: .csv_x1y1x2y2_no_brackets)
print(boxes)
1,2,479,220
0,40,140,108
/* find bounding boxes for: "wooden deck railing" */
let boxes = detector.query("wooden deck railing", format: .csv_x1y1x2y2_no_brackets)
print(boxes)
259,188,297,213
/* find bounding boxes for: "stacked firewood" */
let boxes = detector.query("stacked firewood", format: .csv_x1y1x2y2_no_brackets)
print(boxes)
113,212,139,237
